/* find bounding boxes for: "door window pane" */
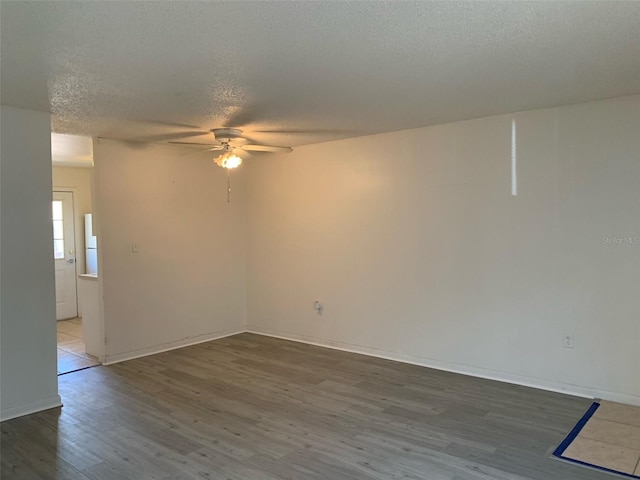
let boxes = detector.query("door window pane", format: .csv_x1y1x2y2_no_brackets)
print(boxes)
53,220,64,239
52,201,64,259
52,201,63,220
54,239,65,259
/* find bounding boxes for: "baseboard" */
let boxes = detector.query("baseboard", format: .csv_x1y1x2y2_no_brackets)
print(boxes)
102,327,245,365
245,326,640,407
1,395,62,422
591,391,640,407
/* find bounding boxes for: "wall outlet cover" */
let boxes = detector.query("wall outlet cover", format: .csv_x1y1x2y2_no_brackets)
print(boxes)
563,335,575,349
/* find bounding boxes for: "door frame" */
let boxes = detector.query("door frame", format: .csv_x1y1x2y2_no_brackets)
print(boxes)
53,188,80,318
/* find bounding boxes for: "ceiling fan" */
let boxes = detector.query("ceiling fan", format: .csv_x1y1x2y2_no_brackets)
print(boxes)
170,128,293,203
169,128,292,169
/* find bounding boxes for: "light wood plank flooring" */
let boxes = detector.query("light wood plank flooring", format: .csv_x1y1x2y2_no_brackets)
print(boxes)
2,333,607,479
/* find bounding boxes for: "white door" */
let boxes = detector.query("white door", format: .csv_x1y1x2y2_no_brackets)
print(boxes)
53,191,78,320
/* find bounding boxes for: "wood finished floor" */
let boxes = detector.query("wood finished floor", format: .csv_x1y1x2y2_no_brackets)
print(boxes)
1,333,607,480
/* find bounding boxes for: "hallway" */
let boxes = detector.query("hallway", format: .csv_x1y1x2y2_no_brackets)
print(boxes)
57,317,99,375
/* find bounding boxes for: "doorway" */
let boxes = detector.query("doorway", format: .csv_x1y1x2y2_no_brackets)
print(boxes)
53,190,99,374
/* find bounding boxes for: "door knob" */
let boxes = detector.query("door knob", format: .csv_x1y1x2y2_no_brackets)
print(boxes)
66,258,75,264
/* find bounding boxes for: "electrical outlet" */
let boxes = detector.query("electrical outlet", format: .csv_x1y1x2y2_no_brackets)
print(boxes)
563,335,575,349
314,301,323,315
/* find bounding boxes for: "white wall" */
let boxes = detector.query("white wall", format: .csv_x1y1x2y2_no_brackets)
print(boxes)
93,139,246,363
245,95,640,405
0,106,61,421
52,166,94,314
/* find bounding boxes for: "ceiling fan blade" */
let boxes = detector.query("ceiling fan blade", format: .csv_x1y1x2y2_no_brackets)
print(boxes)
241,144,293,153
254,128,358,135
169,141,222,147
174,146,224,157
169,142,225,152
129,131,211,142
137,118,203,130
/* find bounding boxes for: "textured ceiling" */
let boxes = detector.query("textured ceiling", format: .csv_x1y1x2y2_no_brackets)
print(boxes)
2,1,639,149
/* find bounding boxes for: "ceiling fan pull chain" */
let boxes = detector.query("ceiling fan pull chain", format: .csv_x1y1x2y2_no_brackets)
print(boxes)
227,169,231,203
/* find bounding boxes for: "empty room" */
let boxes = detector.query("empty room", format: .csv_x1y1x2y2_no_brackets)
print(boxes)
1,2,639,479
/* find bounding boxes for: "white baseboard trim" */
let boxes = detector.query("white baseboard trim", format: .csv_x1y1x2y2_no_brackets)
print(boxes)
246,326,640,407
102,327,245,365
596,391,640,407
1,395,62,422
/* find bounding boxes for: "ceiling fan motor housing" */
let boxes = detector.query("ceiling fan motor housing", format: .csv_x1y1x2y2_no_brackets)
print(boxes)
211,128,243,142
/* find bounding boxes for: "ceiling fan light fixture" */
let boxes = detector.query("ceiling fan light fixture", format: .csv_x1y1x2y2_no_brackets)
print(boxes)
215,151,242,169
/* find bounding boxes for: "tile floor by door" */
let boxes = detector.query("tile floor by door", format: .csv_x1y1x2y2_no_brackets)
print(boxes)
57,317,100,375
563,400,640,476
